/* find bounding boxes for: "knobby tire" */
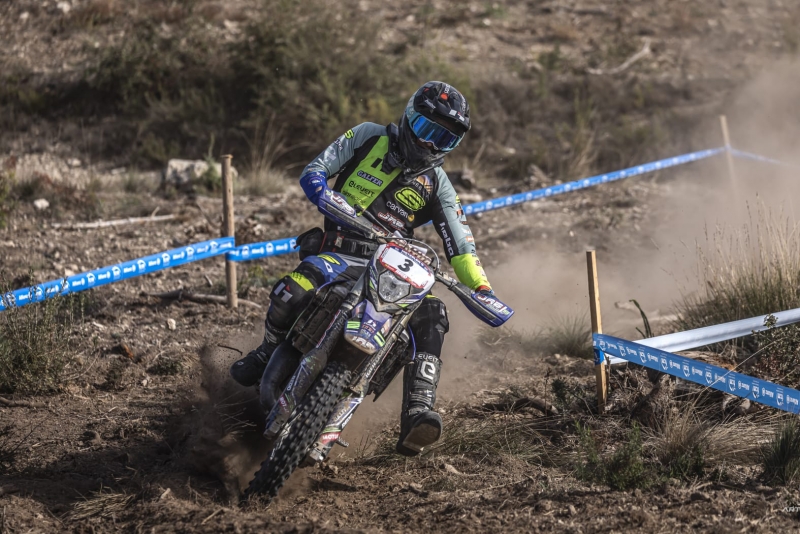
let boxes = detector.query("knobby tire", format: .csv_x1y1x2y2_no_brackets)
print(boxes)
243,362,350,501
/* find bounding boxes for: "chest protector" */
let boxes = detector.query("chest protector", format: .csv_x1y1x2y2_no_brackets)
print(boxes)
337,137,402,208
331,136,435,236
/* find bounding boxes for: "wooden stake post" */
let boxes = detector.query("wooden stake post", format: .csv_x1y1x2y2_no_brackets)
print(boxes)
719,115,738,196
586,250,607,413
221,155,238,309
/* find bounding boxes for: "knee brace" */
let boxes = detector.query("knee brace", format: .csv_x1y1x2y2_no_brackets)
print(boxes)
409,296,449,358
266,263,324,330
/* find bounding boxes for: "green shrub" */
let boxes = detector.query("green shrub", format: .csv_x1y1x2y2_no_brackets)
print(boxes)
147,356,182,376
75,0,441,167
749,316,800,389
551,377,588,411
0,288,81,395
762,420,800,485
576,422,652,490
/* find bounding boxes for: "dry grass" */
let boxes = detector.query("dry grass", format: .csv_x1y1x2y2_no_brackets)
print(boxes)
762,419,800,485
430,414,553,466
549,23,580,43
357,404,558,468
645,403,774,480
237,115,295,197
536,314,594,359
69,490,137,520
0,282,82,395
477,314,592,360
676,205,800,332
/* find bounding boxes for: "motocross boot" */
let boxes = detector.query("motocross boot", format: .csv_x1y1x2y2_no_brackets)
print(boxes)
396,353,443,456
230,318,288,387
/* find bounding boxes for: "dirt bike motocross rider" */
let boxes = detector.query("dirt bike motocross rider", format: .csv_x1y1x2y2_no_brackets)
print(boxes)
230,81,496,455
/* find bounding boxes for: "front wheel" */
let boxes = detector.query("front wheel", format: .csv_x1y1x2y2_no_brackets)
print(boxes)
243,361,350,501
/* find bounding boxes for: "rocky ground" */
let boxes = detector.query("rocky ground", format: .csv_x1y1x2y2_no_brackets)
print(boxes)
3,153,800,532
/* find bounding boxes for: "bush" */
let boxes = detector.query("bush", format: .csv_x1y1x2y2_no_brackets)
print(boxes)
0,287,81,395
762,420,800,485
72,0,441,168
147,356,182,376
576,422,652,490
535,314,594,359
749,316,800,389
676,207,800,332
0,162,12,228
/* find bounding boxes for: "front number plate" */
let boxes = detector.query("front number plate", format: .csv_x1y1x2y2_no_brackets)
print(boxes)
378,245,433,289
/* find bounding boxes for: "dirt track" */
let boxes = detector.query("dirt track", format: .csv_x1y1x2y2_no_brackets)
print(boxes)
3,0,800,532
3,155,800,532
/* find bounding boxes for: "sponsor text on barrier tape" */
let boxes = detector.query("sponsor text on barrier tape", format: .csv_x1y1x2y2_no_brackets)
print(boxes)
1,237,235,311
594,333,800,414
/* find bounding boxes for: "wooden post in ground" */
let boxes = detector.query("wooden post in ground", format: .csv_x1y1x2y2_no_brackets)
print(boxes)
719,115,738,196
221,155,238,309
586,250,607,413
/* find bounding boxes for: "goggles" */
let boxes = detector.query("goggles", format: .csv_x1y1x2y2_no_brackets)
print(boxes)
408,112,463,153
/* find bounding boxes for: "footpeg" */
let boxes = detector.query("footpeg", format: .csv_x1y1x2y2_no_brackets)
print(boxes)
335,437,349,448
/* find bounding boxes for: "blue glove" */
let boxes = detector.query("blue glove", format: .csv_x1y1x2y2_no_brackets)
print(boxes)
300,171,329,205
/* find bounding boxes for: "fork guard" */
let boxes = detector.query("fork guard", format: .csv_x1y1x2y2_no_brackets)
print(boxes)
264,308,348,439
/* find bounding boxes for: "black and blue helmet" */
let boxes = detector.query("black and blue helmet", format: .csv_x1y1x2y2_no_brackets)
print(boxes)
396,81,471,174
406,81,470,152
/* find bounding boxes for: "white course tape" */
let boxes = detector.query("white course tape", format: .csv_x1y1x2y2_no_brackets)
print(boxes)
608,306,800,365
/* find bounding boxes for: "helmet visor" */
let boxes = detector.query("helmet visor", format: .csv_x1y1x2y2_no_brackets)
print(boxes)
408,112,463,153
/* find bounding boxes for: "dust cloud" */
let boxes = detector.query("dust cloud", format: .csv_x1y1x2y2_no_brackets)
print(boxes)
439,58,800,406
178,332,271,500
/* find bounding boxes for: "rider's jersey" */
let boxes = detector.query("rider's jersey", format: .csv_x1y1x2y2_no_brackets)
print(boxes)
300,122,490,290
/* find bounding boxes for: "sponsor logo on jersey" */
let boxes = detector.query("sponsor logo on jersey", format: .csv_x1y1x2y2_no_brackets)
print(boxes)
378,212,405,230
386,200,410,218
412,174,433,198
344,129,354,139
395,187,425,211
356,170,383,186
438,222,454,256
347,180,375,197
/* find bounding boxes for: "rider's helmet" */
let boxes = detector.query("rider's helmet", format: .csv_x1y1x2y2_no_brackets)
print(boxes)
396,81,471,175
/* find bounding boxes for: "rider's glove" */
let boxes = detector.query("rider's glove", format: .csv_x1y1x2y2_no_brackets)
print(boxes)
300,171,329,205
476,285,495,296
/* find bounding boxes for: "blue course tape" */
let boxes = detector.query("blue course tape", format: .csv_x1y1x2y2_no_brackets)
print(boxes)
730,149,800,170
228,147,726,262
226,237,297,262
463,147,724,216
594,333,800,414
0,237,235,312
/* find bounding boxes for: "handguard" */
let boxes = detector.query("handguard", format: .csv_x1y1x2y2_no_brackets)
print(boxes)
437,273,514,327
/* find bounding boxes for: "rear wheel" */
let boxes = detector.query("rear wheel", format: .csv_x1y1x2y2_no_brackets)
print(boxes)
243,362,350,501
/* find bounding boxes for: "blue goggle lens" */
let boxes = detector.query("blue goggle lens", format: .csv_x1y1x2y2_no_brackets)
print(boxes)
409,113,462,152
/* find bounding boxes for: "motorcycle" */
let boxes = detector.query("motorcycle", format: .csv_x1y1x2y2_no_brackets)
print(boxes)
243,189,514,500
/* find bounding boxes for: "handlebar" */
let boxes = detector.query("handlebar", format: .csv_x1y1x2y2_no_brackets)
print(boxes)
319,189,514,327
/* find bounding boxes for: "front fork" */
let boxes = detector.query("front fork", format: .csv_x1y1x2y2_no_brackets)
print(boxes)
306,392,365,462
306,312,414,463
